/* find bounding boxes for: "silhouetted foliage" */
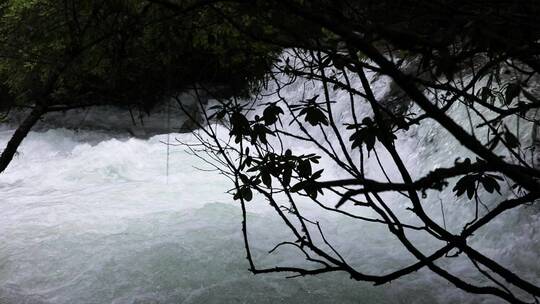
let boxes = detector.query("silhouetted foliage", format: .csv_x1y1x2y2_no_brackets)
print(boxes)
171,1,540,303
1,1,540,303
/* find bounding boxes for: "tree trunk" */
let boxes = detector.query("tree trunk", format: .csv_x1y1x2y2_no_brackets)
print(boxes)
0,105,47,173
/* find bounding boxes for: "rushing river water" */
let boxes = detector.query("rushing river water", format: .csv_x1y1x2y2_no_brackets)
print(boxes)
0,128,399,304
0,124,537,303
1,68,539,303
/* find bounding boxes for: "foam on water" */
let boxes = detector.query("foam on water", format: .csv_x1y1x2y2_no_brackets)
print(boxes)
0,69,538,303
0,128,399,304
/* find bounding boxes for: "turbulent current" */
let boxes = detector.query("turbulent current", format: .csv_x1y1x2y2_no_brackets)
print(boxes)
0,128,401,304
0,71,539,304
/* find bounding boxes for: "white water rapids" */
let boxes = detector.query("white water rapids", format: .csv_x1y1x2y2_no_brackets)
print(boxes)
0,127,402,304
0,70,539,303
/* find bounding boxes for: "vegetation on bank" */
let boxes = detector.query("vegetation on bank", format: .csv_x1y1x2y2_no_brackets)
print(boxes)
0,0,280,170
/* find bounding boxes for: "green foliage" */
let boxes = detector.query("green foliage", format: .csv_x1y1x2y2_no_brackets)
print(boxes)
0,0,279,112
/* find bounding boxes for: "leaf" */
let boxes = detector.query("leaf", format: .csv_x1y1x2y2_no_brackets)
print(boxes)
290,180,305,193
453,175,476,199
229,112,251,143
302,107,328,126
251,123,274,144
504,128,520,148
262,104,283,125
312,169,324,180
453,176,467,196
349,127,376,152
505,83,520,104
466,183,475,199
309,156,321,164
239,174,249,184
261,170,272,188
242,187,253,201
297,160,312,178
282,167,292,186
481,176,501,194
